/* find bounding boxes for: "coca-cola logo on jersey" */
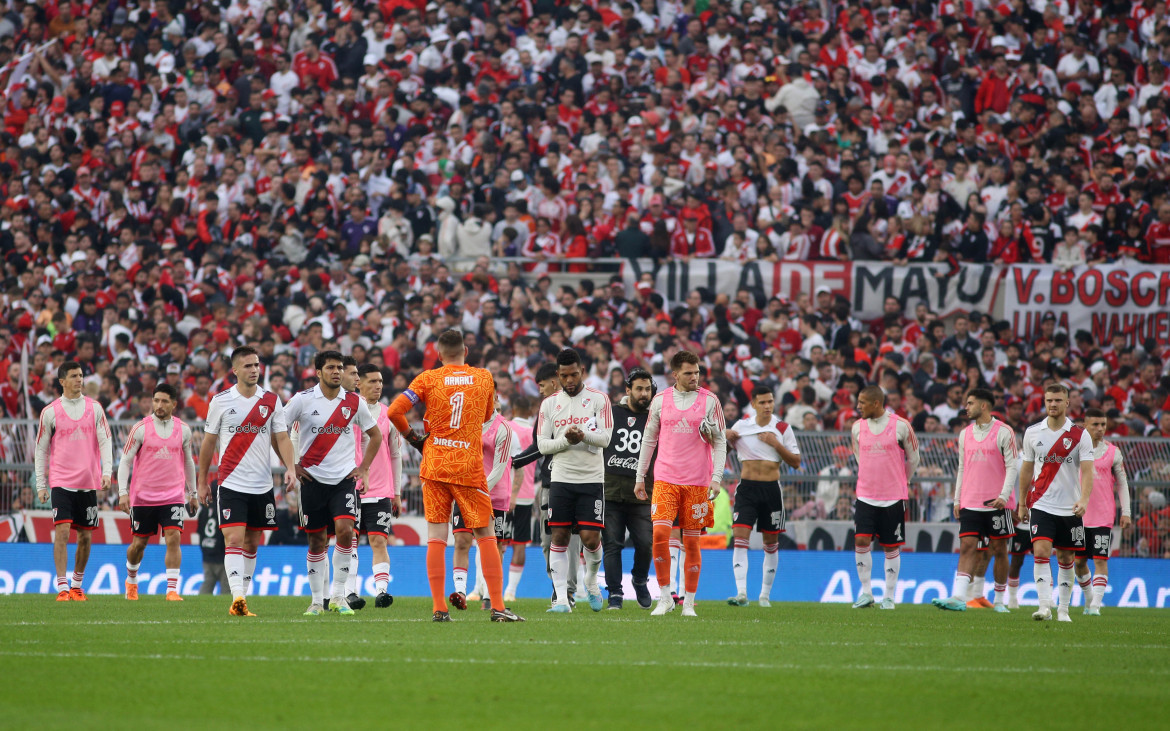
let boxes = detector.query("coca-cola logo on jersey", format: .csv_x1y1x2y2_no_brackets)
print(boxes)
553,416,591,428
606,455,639,470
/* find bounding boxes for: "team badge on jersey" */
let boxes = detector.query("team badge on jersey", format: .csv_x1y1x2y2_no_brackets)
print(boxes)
582,398,592,408
342,407,352,420
259,405,269,418
628,417,636,426
1062,437,1072,449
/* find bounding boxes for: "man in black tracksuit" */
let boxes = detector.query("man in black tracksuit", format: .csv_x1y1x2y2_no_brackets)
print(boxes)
602,368,656,609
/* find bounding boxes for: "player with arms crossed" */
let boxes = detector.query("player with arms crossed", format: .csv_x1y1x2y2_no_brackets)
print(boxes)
356,364,404,608
387,330,524,622
198,346,298,617
637,350,727,617
118,383,198,601
1075,408,1131,615
851,385,920,610
538,348,614,613
34,361,114,600
1018,383,1094,622
934,388,1018,612
724,385,801,607
285,350,381,616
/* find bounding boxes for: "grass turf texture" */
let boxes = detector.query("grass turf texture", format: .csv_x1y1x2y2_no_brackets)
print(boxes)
1,596,1167,729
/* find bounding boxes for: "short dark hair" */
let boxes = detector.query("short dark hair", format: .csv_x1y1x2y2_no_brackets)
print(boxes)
535,362,559,383
57,361,83,381
315,349,344,370
556,348,582,368
1085,407,1106,419
153,383,180,401
230,346,258,363
751,384,773,401
670,349,699,371
436,329,464,357
859,385,886,405
967,388,995,407
357,363,381,379
342,355,357,369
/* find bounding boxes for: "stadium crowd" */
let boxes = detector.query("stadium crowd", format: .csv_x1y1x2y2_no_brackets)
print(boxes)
1,0,1169,554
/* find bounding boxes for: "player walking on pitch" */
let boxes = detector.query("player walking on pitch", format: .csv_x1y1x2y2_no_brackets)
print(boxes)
118,383,198,601
1018,383,1094,622
851,385,920,610
637,350,727,617
1075,408,1131,616
284,351,382,616
538,348,614,613
356,364,404,608
387,330,524,622
724,385,801,607
34,361,114,601
934,388,1018,613
198,346,298,617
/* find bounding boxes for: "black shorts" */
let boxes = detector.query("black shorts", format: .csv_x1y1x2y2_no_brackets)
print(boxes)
509,504,533,543
1029,508,1085,551
1077,526,1112,560
732,479,786,533
131,504,185,537
959,508,1014,544
548,481,605,532
452,505,508,540
51,488,99,531
218,487,278,531
1010,527,1032,555
298,476,358,533
360,498,395,537
854,499,906,547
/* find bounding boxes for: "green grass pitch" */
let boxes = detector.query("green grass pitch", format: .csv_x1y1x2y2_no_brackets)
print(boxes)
1,595,1167,729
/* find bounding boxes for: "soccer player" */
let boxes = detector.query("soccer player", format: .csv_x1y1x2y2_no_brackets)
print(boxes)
337,356,367,609
387,329,524,622
503,395,537,602
602,368,657,610
1018,383,1094,623
285,350,381,616
724,385,801,607
934,388,1018,613
34,361,114,601
356,363,404,609
851,385,920,610
198,346,298,617
538,348,614,613
1075,408,1132,615
118,383,198,601
636,350,727,617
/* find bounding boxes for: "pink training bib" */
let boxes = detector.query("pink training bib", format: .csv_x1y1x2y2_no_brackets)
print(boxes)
960,420,1007,509
509,420,535,502
47,397,101,490
655,387,714,487
855,416,908,501
130,417,186,506
1084,443,1118,529
364,403,396,500
482,414,512,511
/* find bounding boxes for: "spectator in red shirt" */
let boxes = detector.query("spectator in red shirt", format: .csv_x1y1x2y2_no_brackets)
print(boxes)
670,211,715,259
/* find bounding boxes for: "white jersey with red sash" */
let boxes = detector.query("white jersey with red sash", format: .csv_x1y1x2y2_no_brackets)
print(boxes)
1022,417,1094,517
205,386,288,494
284,385,375,484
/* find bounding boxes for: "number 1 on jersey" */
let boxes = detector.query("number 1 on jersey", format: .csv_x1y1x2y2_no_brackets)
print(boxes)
449,391,465,429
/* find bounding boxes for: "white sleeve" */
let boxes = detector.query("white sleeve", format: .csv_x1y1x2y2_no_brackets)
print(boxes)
34,406,55,491
780,426,800,455
94,403,113,477
485,424,512,490
897,419,920,479
705,392,727,483
851,420,861,462
1021,428,1036,463
205,397,223,436
1078,429,1094,462
636,394,663,480
117,421,146,497
270,395,289,433
355,398,376,431
998,425,1019,502
389,429,403,499
1114,449,1131,518
182,423,197,497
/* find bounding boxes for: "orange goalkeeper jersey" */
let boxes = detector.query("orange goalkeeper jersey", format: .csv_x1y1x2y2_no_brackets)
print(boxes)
401,364,495,489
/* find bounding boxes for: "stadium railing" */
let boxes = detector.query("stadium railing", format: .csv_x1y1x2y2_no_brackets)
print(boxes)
1,421,1165,556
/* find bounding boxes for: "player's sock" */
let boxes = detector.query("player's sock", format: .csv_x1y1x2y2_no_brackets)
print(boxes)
969,575,985,601
651,522,673,590
1076,572,1092,605
225,547,245,597
346,536,360,596
241,550,256,595
452,568,468,595
732,538,749,597
583,542,602,591
477,536,506,611
166,569,180,594
668,537,682,594
126,561,141,586
549,543,570,605
682,530,702,595
1008,577,1020,604
854,544,872,594
373,562,390,595
1092,575,1108,609
506,563,523,596
71,570,84,589
306,549,327,604
56,576,68,593
760,543,779,599
426,539,448,613
950,572,971,601
883,548,900,601
331,541,352,600
994,582,1006,605
1056,561,1074,610
1033,557,1051,609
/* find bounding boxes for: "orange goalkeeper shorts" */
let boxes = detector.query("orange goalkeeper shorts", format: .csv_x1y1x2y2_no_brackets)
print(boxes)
651,481,714,531
422,479,492,529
